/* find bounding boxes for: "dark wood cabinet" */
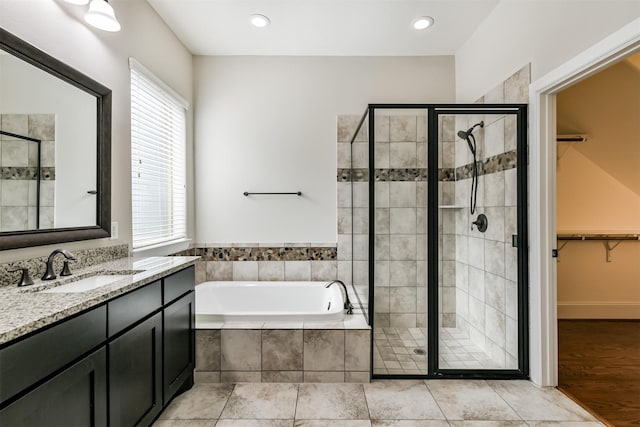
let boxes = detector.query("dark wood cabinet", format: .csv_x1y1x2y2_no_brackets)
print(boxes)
0,306,107,404
0,264,195,427
109,312,163,427
163,291,195,404
0,347,107,427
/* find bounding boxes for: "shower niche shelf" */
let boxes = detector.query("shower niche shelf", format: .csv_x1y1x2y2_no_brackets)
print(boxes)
439,205,465,209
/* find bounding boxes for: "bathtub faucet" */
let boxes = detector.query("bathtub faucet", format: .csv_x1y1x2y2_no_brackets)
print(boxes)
325,280,354,315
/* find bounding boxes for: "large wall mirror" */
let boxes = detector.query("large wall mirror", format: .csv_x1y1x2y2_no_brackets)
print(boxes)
0,28,111,250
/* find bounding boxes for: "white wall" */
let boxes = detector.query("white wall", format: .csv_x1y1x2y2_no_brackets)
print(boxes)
455,0,640,102
0,0,193,262
194,55,455,243
1,54,97,227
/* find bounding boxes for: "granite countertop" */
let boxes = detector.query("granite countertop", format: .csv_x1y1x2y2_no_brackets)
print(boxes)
0,256,199,345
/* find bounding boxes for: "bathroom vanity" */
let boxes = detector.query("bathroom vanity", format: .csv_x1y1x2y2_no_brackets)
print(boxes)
0,256,198,426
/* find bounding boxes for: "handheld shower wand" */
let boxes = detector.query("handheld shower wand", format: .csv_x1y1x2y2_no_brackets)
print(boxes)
457,121,484,216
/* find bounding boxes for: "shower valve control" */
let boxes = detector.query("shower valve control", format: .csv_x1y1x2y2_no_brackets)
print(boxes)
471,214,488,233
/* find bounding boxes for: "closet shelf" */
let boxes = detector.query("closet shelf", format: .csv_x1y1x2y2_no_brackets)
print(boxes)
557,233,640,241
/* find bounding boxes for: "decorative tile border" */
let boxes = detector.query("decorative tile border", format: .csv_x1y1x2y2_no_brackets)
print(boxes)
376,168,427,182
1,167,56,180
337,168,367,182
439,168,456,182
455,150,517,180
174,246,337,262
337,150,516,183
0,244,129,288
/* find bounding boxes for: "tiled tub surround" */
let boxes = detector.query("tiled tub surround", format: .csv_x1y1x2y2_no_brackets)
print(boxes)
174,244,341,285
0,114,56,232
173,244,370,383
195,326,371,384
0,254,198,344
0,243,129,289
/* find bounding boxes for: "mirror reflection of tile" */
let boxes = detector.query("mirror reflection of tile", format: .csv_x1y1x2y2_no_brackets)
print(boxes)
0,114,55,232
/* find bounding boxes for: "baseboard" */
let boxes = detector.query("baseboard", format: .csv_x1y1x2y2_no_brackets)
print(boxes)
558,302,640,319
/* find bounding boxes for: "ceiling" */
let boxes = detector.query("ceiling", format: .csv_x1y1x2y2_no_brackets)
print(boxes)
147,0,500,56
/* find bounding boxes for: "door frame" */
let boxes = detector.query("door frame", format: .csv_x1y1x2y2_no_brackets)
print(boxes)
528,17,640,387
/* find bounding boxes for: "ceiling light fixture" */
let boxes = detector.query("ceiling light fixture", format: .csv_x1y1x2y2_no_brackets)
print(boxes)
412,16,434,30
65,0,121,32
85,0,121,32
249,14,271,28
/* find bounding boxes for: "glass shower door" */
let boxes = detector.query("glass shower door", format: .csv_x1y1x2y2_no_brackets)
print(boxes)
434,108,526,373
371,109,429,376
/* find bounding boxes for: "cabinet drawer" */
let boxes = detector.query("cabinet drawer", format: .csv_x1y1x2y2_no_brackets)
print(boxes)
0,305,107,404
108,280,161,337
163,266,194,304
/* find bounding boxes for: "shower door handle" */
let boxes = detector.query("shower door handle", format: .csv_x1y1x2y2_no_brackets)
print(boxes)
511,235,518,248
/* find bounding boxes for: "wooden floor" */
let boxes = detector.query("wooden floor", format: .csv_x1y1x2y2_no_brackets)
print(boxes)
558,320,640,427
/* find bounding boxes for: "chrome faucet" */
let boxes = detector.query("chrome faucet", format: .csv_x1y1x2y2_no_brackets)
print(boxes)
42,249,77,281
325,280,354,314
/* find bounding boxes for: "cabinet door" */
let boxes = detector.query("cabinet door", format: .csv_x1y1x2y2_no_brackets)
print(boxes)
109,312,162,427
163,291,195,405
0,347,107,427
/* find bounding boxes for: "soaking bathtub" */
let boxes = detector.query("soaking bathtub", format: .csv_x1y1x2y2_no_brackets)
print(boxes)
195,281,345,323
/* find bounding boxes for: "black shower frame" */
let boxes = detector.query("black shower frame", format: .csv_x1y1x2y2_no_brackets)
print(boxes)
358,103,529,380
0,130,42,229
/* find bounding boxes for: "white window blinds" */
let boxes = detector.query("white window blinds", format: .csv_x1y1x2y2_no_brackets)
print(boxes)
130,58,188,249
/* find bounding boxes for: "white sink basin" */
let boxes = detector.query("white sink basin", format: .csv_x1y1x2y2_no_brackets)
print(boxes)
41,275,129,293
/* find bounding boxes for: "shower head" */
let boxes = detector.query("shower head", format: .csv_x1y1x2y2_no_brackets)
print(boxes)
456,129,468,139
457,121,485,141
457,121,484,155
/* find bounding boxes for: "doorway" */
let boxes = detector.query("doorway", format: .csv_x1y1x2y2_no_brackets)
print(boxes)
528,17,640,388
554,51,640,426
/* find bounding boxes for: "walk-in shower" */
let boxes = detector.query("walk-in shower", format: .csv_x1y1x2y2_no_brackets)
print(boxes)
344,104,528,379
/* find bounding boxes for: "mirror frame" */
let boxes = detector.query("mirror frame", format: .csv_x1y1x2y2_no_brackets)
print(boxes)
0,28,111,250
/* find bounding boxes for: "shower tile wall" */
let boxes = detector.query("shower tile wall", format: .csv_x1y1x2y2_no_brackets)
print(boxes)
336,114,428,328
0,114,55,232
447,64,529,369
376,115,428,329
439,116,458,329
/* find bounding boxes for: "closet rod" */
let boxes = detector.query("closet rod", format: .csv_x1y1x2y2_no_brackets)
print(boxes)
557,234,639,241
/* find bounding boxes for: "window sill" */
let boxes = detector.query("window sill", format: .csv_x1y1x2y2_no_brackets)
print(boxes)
132,238,192,258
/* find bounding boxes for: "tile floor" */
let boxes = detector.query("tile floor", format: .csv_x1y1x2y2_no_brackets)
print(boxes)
154,380,602,426
374,328,498,374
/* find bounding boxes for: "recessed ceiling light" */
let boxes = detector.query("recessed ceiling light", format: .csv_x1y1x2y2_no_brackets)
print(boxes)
412,16,434,30
249,14,270,28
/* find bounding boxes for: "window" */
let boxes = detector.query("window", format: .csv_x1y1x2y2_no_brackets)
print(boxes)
130,58,187,249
